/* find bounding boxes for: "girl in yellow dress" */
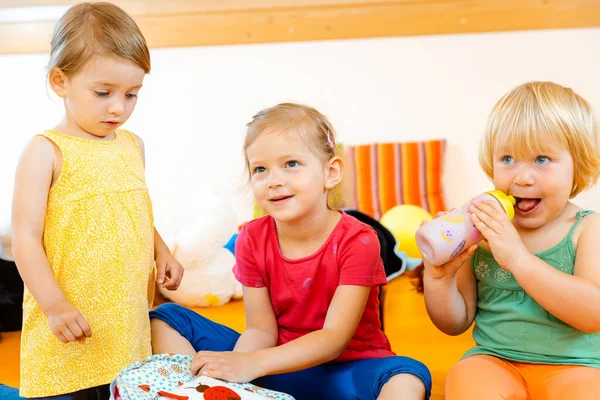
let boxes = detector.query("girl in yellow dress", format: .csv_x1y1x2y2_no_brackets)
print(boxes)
11,3,183,399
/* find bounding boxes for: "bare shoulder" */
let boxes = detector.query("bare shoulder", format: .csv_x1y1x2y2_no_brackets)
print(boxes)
131,133,145,153
29,135,56,151
572,211,600,282
21,136,57,165
576,212,600,239
132,132,144,145
13,136,57,202
549,202,591,248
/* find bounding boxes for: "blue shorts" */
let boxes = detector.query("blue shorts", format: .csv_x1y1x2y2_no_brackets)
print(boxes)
150,303,432,400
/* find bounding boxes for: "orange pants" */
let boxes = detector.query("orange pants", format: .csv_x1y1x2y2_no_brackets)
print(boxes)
445,355,600,400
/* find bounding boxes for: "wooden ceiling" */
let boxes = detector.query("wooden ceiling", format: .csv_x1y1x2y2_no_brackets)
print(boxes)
0,0,599,54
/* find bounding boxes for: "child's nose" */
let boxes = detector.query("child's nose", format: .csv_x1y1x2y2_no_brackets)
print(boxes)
514,165,535,186
267,170,284,188
108,100,124,116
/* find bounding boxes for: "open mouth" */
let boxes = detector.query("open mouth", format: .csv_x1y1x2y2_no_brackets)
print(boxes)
269,195,294,203
514,197,541,215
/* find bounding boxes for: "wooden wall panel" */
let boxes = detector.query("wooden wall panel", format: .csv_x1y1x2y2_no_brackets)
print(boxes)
0,1,599,54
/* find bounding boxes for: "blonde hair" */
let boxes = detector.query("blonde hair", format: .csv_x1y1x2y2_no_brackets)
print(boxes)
479,81,600,197
48,2,150,78
244,103,344,208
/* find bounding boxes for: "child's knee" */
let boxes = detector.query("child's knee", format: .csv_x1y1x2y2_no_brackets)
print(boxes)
446,358,473,385
446,357,493,399
376,357,431,399
380,374,426,399
149,303,191,353
150,317,172,335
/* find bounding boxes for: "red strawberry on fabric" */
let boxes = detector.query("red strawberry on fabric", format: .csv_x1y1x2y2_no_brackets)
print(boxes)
203,386,241,400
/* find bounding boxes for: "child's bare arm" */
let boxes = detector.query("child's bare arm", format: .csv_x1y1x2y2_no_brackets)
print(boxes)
418,210,478,336
252,284,370,374
133,133,183,290
513,213,600,332
13,137,63,311
232,286,278,353
423,251,478,336
12,137,92,342
190,284,370,382
153,228,183,290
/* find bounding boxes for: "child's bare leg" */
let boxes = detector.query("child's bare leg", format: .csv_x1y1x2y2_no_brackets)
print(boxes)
151,318,196,355
378,373,426,400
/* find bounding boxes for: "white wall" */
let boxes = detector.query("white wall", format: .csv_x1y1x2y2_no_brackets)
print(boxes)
1,28,599,238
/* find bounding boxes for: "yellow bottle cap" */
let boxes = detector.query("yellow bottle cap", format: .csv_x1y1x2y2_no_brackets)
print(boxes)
485,190,516,220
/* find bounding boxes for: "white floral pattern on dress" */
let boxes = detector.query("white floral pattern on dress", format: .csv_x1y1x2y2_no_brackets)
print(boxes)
556,255,573,273
495,268,513,282
474,261,490,279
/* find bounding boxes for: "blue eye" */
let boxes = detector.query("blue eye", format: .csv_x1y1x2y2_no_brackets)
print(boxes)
95,91,109,97
285,160,299,168
253,166,266,174
536,156,549,164
501,156,514,164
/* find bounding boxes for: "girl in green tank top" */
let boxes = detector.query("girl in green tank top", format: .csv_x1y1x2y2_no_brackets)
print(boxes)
422,82,600,400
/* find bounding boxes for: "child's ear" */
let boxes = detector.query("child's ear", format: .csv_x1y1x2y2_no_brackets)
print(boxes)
324,156,344,190
48,67,68,98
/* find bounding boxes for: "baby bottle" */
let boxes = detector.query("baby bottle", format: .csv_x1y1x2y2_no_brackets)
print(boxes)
415,190,515,266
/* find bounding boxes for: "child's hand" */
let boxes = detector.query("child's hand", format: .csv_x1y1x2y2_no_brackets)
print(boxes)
190,351,259,383
423,243,478,280
469,199,530,270
155,252,184,290
421,211,477,280
44,300,92,344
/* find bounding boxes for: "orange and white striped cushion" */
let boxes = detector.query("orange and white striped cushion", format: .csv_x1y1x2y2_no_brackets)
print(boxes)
342,139,446,219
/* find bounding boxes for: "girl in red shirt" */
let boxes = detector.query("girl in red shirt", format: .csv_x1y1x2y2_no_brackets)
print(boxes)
150,103,431,400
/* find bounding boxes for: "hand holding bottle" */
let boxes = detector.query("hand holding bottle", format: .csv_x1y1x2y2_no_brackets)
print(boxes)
416,190,516,267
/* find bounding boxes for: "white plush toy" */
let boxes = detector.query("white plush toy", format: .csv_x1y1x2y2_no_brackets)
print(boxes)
158,192,243,307
0,211,12,262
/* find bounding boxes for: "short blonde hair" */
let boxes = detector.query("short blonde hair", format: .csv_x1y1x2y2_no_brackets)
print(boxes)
479,81,600,197
244,103,344,208
48,2,150,78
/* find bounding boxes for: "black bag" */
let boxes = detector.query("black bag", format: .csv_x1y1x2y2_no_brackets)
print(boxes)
344,209,410,331
0,258,23,332
344,209,406,280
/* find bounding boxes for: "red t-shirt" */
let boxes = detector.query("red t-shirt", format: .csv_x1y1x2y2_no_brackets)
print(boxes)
232,211,395,362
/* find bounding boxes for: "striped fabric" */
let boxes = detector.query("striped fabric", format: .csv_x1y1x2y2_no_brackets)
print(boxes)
342,140,446,220
252,139,446,220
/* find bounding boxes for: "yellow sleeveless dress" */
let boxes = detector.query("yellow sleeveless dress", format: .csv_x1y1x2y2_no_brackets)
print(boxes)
20,130,155,397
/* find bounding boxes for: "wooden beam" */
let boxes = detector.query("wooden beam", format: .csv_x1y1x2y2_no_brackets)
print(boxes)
0,0,412,15
0,1,599,55
0,0,402,12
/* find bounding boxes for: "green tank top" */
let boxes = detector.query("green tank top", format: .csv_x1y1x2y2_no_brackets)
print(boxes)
464,210,600,368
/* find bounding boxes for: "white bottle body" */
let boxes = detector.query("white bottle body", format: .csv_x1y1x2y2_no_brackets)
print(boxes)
415,193,498,266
